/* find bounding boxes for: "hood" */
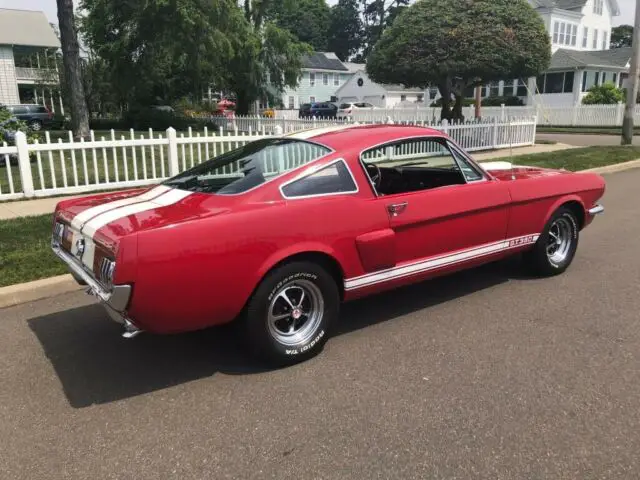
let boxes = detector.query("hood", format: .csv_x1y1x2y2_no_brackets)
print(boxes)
481,161,570,181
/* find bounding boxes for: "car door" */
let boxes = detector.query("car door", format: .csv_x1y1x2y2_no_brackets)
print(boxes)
361,136,511,268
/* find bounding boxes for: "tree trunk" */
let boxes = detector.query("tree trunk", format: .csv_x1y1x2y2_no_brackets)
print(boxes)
235,90,252,116
437,81,453,122
56,0,90,138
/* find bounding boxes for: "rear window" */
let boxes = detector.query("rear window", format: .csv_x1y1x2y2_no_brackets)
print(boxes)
163,139,331,195
33,106,48,113
339,104,352,109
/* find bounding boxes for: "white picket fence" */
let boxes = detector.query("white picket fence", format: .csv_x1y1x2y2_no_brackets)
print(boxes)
0,117,537,201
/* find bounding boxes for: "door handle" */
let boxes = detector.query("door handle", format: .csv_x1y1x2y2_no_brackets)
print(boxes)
387,202,408,217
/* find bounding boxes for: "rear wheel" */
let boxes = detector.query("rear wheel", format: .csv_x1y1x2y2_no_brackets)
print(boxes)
28,120,43,131
243,261,339,365
523,206,579,276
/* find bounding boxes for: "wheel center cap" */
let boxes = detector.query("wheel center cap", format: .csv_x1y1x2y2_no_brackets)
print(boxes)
292,308,302,320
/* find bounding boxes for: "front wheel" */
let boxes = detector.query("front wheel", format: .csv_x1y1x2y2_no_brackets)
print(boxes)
28,120,43,131
523,206,580,276
243,261,339,365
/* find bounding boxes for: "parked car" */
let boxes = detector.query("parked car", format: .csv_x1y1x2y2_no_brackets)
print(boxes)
52,124,605,365
337,102,377,119
3,104,53,131
299,102,338,119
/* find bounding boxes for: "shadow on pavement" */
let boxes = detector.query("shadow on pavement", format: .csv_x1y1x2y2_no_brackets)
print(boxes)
28,257,526,408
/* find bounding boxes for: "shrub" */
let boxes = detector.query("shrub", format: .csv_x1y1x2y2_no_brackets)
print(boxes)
482,95,524,106
0,106,38,146
430,97,475,107
582,83,624,105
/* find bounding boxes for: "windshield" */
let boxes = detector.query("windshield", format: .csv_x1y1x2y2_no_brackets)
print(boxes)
163,138,331,195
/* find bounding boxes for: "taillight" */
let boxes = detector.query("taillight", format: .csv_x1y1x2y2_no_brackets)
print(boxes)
45,106,53,119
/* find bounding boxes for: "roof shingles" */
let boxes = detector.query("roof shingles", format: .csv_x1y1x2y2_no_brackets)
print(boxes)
550,47,632,70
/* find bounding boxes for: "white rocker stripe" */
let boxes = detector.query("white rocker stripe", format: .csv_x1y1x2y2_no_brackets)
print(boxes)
344,234,540,291
81,188,193,239
70,185,171,230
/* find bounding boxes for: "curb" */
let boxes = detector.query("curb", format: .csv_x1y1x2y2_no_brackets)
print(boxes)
0,275,83,310
581,158,640,174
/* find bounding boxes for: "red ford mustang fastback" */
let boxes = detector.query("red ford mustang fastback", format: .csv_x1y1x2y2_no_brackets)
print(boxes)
52,125,605,364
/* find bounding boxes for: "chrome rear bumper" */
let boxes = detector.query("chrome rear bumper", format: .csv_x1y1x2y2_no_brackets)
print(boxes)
588,204,605,216
51,243,141,338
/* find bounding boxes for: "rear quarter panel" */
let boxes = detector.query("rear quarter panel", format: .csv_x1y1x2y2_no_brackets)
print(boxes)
128,195,387,334
506,171,606,238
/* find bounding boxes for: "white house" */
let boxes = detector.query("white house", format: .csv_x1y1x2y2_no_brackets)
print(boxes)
336,68,425,108
277,52,358,110
427,0,624,108
0,9,62,111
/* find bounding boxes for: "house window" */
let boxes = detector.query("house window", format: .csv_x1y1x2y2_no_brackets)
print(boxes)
400,94,407,102
334,74,340,86
309,96,316,104
515,79,527,97
593,29,599,49
602,72,607,84
310,72,316,86
594,72,600,86
613,73,618,86
581,71,588,92
602,31,608,50
594,0,603,15
288,96,295,109
537,72,576,94
554,21,578,46
323,73,329,86
417,94,424,103
489,81,500,97
583,27,589,48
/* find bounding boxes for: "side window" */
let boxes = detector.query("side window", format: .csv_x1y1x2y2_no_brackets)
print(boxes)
281,160,358,198
448,143,485,182
361,138,466,196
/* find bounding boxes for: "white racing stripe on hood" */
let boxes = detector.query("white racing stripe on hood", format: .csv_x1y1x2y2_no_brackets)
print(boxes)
480,161,514,171
81,188,193,239
70,185,171,230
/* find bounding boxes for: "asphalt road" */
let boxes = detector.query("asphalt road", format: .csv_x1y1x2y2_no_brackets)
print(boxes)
536,132,640,146
2,169,640,479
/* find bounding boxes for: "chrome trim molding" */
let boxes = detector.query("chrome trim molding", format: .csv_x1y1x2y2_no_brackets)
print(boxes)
51,243,132,312
588,204,604,216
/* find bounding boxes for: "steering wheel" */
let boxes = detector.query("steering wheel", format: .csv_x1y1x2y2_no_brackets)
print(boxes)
365,163,382,190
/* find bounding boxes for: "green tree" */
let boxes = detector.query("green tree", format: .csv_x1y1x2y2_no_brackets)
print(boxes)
232,1,310,114
327,0,364,61
582,83,625,104
357,0,409,61
80,0,242,108
367,0,550,121
611,25,633,49
268,0,331,51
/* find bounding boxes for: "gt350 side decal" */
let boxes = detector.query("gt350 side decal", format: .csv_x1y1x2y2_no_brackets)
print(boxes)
344,234,540,291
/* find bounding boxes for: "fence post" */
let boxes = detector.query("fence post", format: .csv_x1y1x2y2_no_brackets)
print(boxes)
441,118,449,135
491,117,499,149
501,104,506,122
274,125,284,136
571,104,579,126
166,127,180,176
616,101,624,126
15,131,35,197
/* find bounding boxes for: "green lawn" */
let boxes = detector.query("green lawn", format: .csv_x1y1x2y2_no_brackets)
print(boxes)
0,214,66,287
483,146,640,171
537,126,640,135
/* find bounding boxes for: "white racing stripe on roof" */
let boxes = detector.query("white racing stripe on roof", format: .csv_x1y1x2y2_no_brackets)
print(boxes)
70,185,171,230
81,188,193,239
286,124,362,140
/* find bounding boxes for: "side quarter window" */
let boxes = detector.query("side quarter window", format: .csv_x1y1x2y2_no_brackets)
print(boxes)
448,143,485,182
281,160,358,199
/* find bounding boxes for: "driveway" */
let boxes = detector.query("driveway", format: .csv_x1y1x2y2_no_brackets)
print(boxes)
536,132,640,146
1,168,640,479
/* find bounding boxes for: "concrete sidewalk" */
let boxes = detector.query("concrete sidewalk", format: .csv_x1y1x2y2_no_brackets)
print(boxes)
0,143,576,221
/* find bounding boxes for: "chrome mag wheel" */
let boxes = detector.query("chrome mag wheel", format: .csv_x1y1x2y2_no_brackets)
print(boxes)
267,279,324,346
547,217,573,265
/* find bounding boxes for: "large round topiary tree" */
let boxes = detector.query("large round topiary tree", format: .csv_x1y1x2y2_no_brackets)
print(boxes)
367,0,551,121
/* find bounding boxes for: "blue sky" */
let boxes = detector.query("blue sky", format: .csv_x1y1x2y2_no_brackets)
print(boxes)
0,0,633,26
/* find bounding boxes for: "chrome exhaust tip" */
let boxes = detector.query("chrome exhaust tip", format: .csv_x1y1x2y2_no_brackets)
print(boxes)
122,319,143,339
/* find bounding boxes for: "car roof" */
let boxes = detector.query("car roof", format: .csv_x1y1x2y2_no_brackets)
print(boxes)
286,124,446,152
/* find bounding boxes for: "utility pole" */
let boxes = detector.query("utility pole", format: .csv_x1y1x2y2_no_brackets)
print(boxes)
622,0,640,144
